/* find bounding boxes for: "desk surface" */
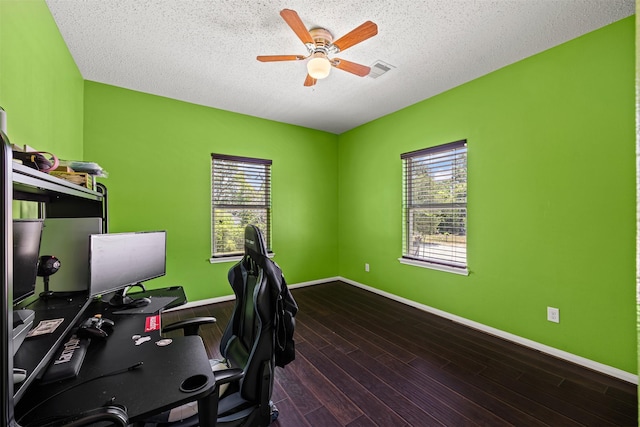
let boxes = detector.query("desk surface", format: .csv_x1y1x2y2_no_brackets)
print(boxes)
15,287,215,425
14,293,92,402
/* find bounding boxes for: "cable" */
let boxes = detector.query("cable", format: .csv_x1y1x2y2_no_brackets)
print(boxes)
17,361,143,424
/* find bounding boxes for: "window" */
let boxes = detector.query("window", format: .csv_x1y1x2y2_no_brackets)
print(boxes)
400,140,468,273
211,154,271,258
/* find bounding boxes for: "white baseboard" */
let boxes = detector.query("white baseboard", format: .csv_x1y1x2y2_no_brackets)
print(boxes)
164,294,235,312
164,277,338,312
169,276,638,384
338,276,638,385
288,276,341,289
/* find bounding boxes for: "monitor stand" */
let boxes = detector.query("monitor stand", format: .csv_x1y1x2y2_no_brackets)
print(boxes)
108,283,149,308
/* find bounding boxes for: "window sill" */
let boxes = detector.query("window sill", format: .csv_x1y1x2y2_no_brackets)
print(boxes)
398,257,469,276
209,253,275,264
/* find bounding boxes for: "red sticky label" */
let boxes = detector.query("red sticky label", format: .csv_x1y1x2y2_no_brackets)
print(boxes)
145,315,161,332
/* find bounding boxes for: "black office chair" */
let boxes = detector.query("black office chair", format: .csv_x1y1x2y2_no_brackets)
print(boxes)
22,405,129,427
145,224,298,427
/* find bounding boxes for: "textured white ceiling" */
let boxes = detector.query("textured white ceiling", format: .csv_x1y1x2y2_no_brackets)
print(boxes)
45,0,634,134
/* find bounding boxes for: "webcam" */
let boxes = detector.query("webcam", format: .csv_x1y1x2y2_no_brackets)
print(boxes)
37,255,61,277
37,255,61,299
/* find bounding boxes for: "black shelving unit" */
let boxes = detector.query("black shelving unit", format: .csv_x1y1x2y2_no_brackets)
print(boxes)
2,132,106,425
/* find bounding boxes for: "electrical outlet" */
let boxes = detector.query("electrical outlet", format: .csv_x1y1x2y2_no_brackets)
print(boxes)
365,263,370,272
547,307,560,323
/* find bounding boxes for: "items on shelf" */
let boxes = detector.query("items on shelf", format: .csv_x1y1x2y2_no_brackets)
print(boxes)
12,150,59,173
49,170,95,190
11,143,107,190
50,161,108,190
59,160,108,177
11,144,107,182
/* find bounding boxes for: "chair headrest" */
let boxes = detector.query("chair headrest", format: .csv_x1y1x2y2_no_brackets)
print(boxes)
244,225,268,258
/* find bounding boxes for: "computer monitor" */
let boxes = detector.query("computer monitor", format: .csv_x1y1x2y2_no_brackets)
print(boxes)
89,231,167,299
12,219,44,305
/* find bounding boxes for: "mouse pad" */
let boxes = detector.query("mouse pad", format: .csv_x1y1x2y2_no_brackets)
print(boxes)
113,296,178,315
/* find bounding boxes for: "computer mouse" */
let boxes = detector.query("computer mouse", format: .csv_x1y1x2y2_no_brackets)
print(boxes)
130,297,151,307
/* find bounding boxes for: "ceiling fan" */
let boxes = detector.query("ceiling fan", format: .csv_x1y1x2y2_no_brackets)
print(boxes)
257,9,378,86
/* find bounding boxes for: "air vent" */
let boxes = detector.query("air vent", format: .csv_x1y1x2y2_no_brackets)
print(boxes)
368,60,394,78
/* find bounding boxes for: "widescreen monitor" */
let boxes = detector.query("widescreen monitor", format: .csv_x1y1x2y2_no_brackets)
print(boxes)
89,231,166,298
12,219,44,305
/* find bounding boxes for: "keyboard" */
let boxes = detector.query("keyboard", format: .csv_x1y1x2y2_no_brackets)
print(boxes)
40,334,89,384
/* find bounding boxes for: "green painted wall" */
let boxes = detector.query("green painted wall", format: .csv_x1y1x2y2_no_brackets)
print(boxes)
0,0,83,160
635,2,640,412
338,17,636,373
1,0,636,376
83,82,338,301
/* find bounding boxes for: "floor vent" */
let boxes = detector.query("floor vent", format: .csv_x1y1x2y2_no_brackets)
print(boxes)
369,60,394,78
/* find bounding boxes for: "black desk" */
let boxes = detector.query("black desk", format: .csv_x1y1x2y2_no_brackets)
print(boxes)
15,287,216,425
14,293,93,402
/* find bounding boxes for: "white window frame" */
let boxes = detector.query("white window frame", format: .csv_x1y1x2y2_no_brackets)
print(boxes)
210,154,272,261
399,140,468,275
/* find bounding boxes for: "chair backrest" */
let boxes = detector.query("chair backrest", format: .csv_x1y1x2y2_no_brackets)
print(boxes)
220,225,276,403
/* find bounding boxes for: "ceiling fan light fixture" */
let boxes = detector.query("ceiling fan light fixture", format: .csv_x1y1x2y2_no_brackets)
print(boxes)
258,10,378,86
307,52,331,79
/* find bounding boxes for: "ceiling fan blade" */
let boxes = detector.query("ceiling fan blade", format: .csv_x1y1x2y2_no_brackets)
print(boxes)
257,55,306,62
280,9,314,45
304,74,317,87
332,21,378,52
332,58,371,77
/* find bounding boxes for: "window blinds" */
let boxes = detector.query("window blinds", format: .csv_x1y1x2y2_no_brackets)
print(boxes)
401,140,467,269
211,154,272,256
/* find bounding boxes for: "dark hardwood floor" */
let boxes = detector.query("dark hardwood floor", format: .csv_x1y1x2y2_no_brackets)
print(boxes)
162,281,638,426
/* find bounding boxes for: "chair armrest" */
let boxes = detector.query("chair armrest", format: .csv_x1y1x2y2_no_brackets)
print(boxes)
214,368,244,386
163,316,217,336
64,405,129,427
26,405,129,427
